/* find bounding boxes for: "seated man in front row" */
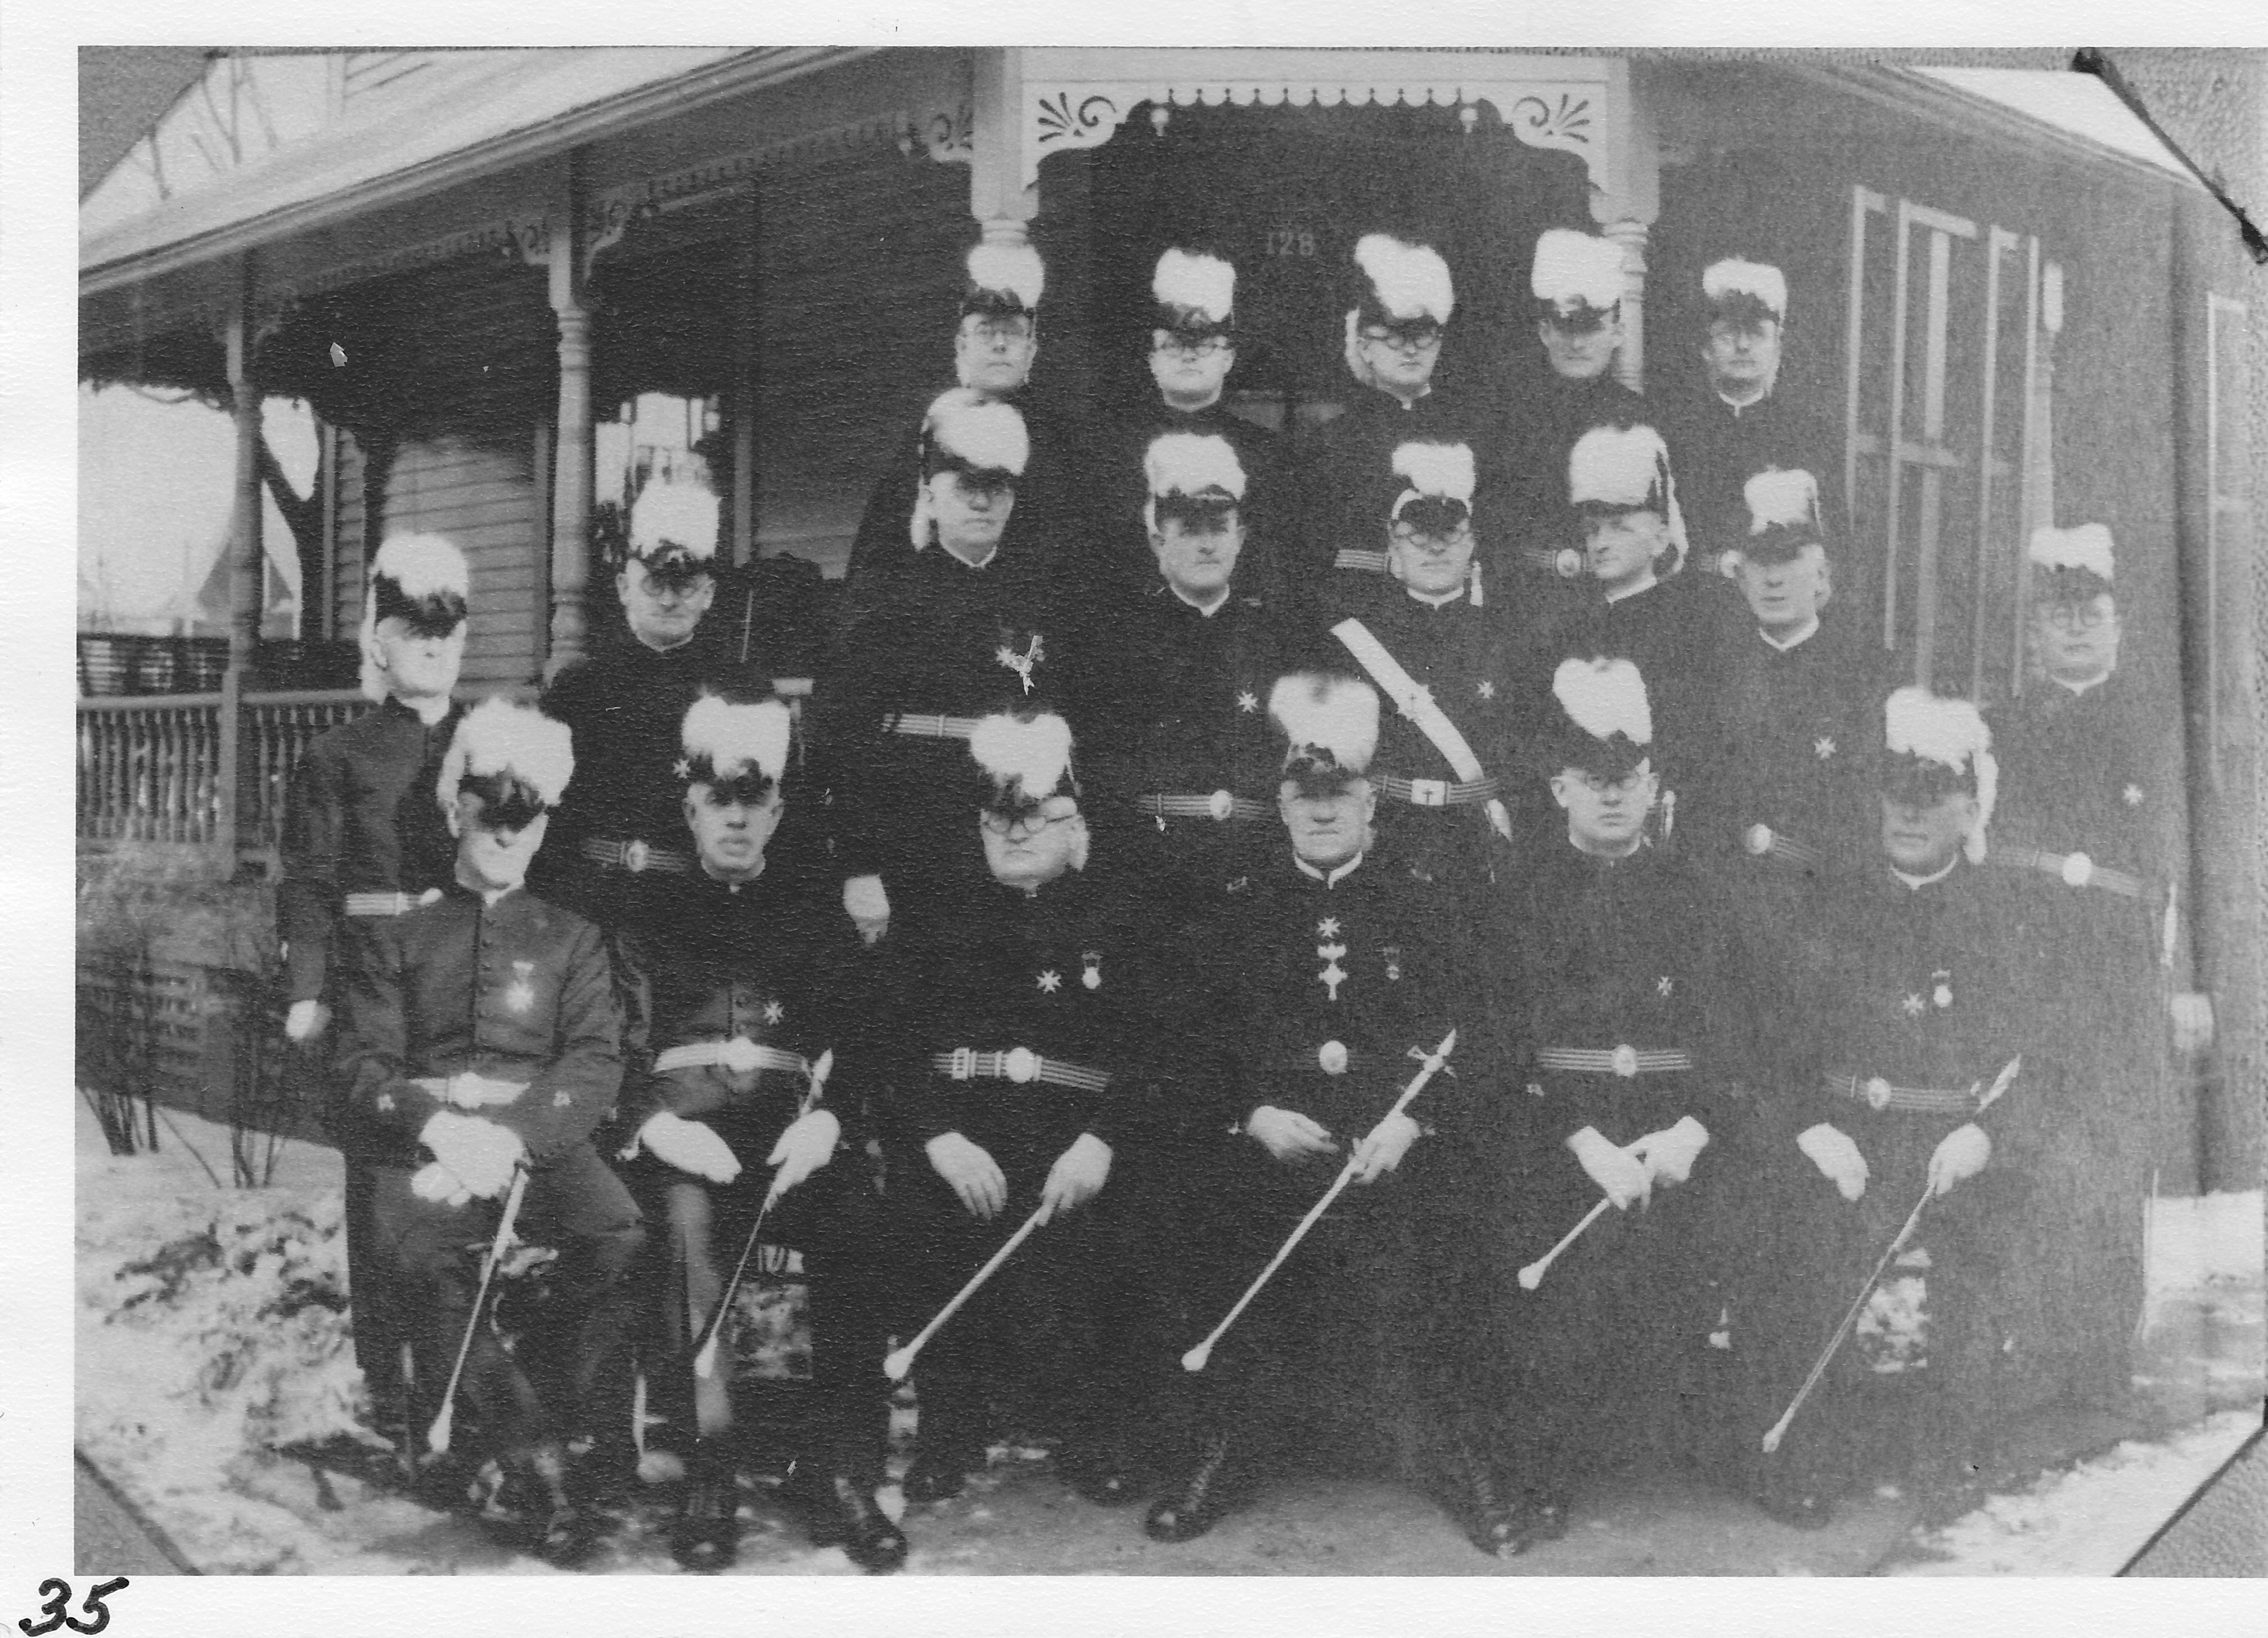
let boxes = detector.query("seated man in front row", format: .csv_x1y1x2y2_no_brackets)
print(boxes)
605,694,877,1571
334,698,645,1569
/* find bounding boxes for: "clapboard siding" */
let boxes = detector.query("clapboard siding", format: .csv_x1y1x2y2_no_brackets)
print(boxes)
326,252,553,686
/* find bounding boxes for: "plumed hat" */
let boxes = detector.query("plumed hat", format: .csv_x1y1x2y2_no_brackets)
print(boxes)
1702,258,1788,326
1344,233,1453,386
1882,686,1997,863
1153,247,1236,339
678,694,792,803
1568,423,1690,572
963,241,1046,320
359,532,469,702
969,709,1077,817
1531,228,1626,322
1725,467,1827,570
912,389,1032,548
1388,440,1477,536
2027,523,2115,601
1546,655,1654,777
626,480,722,583
1145,430,1248,530
436,696,574,829
1269,672,1380,794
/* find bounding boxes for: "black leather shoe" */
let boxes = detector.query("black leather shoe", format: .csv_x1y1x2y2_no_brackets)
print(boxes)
670,1460,742,1572
1438,1447,1526,1558
1059,1433,1144,1508
1143,1436,1241,1544
781,1463,909,1573
901,1448,969,1504
516,1443,605,1569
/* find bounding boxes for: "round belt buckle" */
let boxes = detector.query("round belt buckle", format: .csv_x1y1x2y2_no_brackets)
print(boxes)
623,839,651,874
1864,1076,1893,1112
1317,1040,1349,1076
2061,851,2094,889
1208,789,1234,822
1744,823,1774,857
1610,1044,1639,1078
1553,547,1583,580
1004,1046,1040,1084
720,1037,759,1074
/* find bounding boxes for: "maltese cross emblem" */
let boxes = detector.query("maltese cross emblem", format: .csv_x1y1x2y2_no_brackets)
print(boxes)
673,757,691,779
1902,992,1927,1018
1476,680,1496,700
1657,975,1673,998
2123,784,2145,807
1237,690,1259,714
763,999,785,1025
505,960,537,1015
1815,736,1837,760
1037,970,1061,993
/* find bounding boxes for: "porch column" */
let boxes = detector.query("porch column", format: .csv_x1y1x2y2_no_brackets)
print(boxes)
1601,219,1650,395
545,152,595,679
224,256,264,673
968,48,1038,244
1591,60,1661,394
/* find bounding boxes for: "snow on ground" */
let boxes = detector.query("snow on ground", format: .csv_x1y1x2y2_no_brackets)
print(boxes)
74,1096,2265,1576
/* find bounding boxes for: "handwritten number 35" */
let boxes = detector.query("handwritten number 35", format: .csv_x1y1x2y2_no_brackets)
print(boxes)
20,1578,128,1637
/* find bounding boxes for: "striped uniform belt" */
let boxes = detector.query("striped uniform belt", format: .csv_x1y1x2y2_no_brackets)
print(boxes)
930,1047,1112,1093
1534,1045,1694,1078
884,713,982,740
1522,545,1588,579
1995,845,2145,899
655,1037,810,1077
1332,548,1390,574
344,890,439,917
1740,823,1824,871
1135,791,1271,822
1376,773,1501,808
1826,1071,1985,1117
580,836,691,875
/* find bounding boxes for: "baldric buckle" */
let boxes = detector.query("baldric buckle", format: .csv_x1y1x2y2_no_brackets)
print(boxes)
1208,789,1235,822
1004,1046,1040,1084
623,839,651,874
1408,777,1450,808
948,1047,977,1081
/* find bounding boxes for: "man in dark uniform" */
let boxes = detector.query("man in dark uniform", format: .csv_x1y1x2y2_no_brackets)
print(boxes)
1489,228,1645,601
603,695,892,1570
536,479,799,930
334,699,645,1568
1525,422,1746,851
1082,430,1293,912
1657,258,1842,574
1141,673,1488,1551
830,710,1190,1531
837,242,1093,632
1090,246,1288,608
1292,233,1487,600
1734,688,2052,1524
278,530,470,1431
1985,524,2212,1415
1698,469,1887,949
817,391,1091,948
1464,657,1745,1552
1318,439,1520,891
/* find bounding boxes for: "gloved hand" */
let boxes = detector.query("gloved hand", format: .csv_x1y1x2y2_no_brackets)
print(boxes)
1245,1105,1338,1165
1630,1115,1709,1187
2170,991,2215,1056
1927,1122,1991,1198
419,1110,525,1199
765,1108,842,1199
1037,1132,1113,1223
1567,1125,1650,1211
1797,1122,1869,1202
843,875,890,947
1349,1110,1421,1185
926,1130,1006,1220
446,1072,530,1110
411,1160,472,1208
640,1110,742,1184
284,999,331,1043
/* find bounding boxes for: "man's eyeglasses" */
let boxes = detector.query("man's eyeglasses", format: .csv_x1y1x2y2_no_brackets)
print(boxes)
980,806,1075,839
1152,333,1232,358
962,318,1034,345
1359,322,1443,353
2040,602,2116,632
1570,770,1650,797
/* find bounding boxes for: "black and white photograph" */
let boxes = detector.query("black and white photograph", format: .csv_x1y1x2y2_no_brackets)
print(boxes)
28,22,2268,1610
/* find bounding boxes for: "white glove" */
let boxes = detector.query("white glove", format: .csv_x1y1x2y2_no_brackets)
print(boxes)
1037,1132,1113,1223
1797,1122,1869,1202
419,1111,524,1199
640,1110,742,1184
1350,1110,1421,1185
843,875,890,946
1245,1105,1339,1165
765,1108,842,1199
1567,1126,1650,1211
411,1160,472,1208
1630,1115,1709,1187
2170,992,2215,1056
926,1130,1006,1220
284,999,331,1043
1927,1122,1991,1198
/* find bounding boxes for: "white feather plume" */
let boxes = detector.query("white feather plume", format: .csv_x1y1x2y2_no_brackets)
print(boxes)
629,482,721,561
371,532,471,599
1744,468,1822,534
1568,424,1671,510
680,694,791,785
1552,657,1653,748
1353,233,1454,323
1702,258,1788,319
966,242,1046,310
1390,440,1477,504
1268,673,1380,777
2027,523,2115,582
969,712,1074,804
926,391,1030,476
1884,685,2001,855
1530,228,1625,309
1145,431,1248,501
1153,248,1235,322
436,697,574,814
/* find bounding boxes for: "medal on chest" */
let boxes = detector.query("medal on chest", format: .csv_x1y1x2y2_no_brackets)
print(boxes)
1082,950,1103,991
505,960,537,1015
996,629,1046,694
1316,916,1349,1001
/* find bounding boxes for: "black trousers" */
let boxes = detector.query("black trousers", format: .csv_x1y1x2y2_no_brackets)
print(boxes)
374,1144,646,1460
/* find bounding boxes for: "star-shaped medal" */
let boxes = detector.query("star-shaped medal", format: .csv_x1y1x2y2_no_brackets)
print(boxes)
1037,970,1061,993
1237,689,1259,714
1476,680,1496,700
1317,916,1342,939
673,757,691,779
763,999,785,1025
1902,992,1926,1018
1815,736,1837,760
1656,975,1673,998
2123,783,2145,807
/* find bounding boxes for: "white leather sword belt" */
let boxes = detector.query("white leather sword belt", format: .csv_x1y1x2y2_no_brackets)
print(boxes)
1826,1071,1983,1117
656,1037,811,1077
1534,1045,1694,1078
1135,791,1271,822
581,836,692,875
1375,773,1501,808
930,1048,1112,1094
884,713,983,740
1994,845,2144,899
